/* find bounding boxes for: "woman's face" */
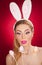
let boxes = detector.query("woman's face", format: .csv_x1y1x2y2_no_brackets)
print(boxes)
15,24,34,46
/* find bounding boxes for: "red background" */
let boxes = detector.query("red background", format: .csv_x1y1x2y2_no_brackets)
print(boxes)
0,0,42,65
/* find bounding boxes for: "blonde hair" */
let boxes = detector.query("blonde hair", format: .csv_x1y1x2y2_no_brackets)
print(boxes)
13,19,34,62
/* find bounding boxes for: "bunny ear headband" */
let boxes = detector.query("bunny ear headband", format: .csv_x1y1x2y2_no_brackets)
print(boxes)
9,0,34,29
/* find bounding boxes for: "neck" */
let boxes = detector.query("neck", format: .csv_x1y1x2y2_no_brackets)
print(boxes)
23,44,32,54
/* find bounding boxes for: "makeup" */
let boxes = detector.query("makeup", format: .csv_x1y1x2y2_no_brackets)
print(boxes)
21,40,27,44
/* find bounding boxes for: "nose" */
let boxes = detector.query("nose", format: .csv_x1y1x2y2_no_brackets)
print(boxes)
22,33,25,39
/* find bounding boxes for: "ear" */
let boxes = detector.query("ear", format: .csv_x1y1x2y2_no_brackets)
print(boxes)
9,2,21,21
22,0,32,19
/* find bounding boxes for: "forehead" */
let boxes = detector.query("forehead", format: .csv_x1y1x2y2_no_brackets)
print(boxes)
16,24,31,31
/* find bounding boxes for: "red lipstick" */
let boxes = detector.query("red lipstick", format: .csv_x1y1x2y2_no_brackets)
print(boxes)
21,40,27,44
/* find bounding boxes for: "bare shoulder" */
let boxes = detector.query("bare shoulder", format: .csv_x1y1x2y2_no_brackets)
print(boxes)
6,50,16,65
6,53,13,61
31,45,42,52
6,54,13,65
37,46,42,51
38,47,42,63
32,46,42,62
38,47,42,59
36,46,42,55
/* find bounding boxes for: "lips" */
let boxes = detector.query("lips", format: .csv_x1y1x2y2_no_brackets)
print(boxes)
21,40,27,44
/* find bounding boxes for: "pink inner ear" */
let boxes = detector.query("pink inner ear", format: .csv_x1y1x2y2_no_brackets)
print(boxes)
22,0,32,19
9,2,22,21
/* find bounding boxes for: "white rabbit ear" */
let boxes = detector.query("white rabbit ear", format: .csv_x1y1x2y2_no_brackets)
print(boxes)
9,2,21,21
22,0,32,19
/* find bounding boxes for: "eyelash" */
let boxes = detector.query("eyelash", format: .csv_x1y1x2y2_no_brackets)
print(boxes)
16,32,30,35
26,32,30,34
16,33,21,35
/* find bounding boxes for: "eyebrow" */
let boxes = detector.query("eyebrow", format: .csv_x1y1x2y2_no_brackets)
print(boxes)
16,30,21,32
16,29,29,32
25,29,29,32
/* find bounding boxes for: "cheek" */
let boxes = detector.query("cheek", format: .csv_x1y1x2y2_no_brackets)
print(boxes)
16,35,22,42
26,33,32,41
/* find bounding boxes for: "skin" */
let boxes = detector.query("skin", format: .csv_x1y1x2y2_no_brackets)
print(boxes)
15,24,34,52
6,24,42,65
6,24,33,65
15,25,42,65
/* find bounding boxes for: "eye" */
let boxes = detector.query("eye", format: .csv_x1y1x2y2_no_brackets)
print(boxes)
16,32,21,35
26,31,30,34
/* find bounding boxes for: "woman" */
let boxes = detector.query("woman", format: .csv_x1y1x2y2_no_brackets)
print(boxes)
6,19,42,65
